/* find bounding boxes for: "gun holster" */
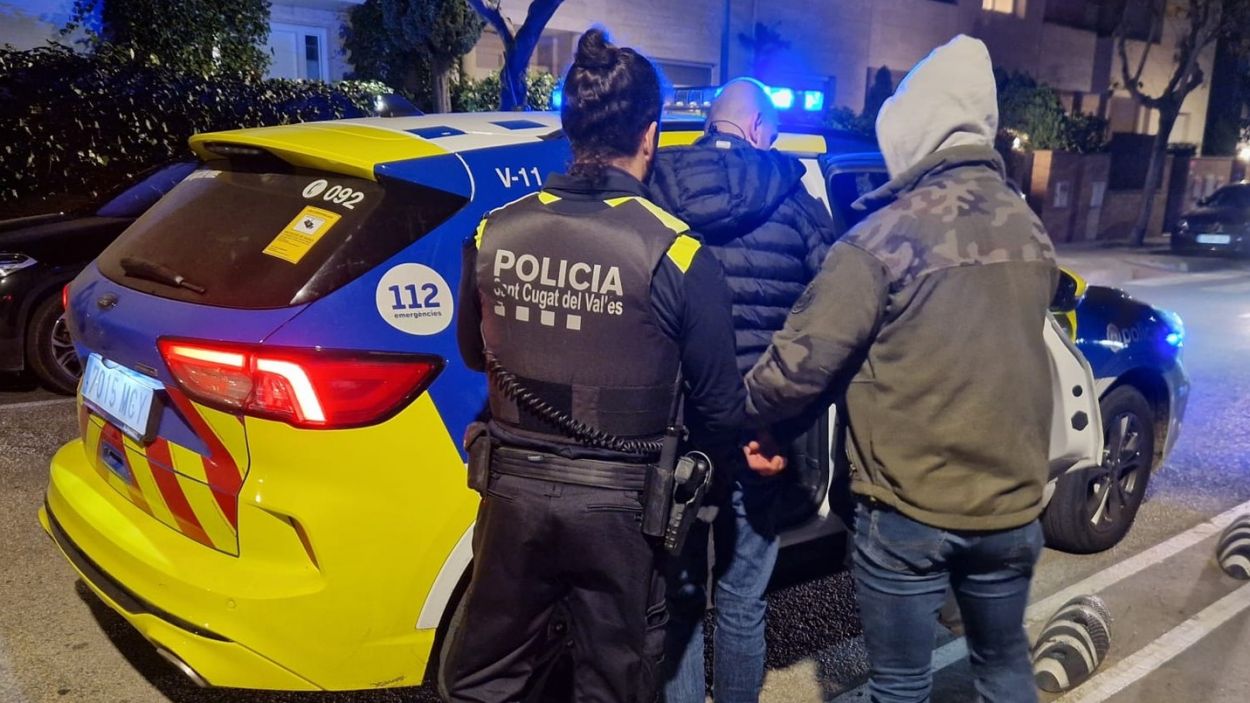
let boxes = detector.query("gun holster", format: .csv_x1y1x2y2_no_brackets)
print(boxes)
465,421,493,494
642,443,713,556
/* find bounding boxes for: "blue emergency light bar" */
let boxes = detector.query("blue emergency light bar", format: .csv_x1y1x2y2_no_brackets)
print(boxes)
553,81,826,115
767,87,795,110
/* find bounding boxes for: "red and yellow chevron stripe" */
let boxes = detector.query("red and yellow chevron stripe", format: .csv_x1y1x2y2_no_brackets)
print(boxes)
82,390,247,556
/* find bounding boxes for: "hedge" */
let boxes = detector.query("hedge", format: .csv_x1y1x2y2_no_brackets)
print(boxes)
0,44,390,218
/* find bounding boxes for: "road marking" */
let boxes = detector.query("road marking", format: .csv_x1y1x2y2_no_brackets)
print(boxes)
1127,271,1248,287
1026,499,1250,628
828,499,1250,702
0,398,75,412
1054,582,1250,703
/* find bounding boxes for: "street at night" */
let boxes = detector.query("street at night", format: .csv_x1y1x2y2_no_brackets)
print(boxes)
6,1,1250,702
3,247,1250,702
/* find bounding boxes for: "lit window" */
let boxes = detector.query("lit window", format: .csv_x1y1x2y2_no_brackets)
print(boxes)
982,0,1019,14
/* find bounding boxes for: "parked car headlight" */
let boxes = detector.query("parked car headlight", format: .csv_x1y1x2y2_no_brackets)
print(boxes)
0,253,37,277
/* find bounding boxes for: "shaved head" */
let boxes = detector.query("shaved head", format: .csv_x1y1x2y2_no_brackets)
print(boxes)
707,78,780,149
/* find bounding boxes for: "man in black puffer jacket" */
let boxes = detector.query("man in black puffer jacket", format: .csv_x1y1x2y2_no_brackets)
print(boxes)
649,78,838,703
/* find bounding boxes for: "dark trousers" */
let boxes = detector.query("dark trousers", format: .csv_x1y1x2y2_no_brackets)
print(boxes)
853,502,1044,703
441,472,667,703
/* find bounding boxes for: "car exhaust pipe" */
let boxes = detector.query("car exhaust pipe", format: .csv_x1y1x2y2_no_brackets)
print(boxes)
156,648,209,688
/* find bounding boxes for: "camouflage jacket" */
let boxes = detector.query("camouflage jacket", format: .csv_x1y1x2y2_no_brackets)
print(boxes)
744,145,1059,531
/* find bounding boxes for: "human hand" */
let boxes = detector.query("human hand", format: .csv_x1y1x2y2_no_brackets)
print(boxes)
743,431,786,477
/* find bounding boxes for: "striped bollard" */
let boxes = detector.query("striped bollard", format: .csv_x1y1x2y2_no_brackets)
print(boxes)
1031,595,1113,693
1217,515,1250,580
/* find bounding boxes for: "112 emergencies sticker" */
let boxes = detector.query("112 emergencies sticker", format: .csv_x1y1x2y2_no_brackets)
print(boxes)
263,206,341,264
375,264,454,335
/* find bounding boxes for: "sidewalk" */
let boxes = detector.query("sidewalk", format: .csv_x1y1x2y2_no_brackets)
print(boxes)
1054,236,1247,287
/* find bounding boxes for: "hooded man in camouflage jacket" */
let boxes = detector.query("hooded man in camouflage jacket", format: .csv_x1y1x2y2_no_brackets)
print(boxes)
744,35,1058,703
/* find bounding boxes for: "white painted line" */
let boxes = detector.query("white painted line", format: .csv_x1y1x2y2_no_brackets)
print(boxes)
1027,498,1250,628
828,499,1250,702
0,398,75,412
1054,582,1250,703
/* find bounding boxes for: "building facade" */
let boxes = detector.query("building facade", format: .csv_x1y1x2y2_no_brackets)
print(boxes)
468,0,1213,148
1,0,1215,148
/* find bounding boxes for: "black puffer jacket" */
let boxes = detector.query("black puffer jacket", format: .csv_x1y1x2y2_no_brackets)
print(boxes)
650,133,839,375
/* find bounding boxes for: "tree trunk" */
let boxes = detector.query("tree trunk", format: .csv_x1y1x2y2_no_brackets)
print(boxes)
500,51,527,111
1131,107,1178,246
433,58,452,114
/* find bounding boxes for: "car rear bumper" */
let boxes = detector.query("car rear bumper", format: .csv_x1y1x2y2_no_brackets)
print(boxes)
42,437,441,691
39,501,319,690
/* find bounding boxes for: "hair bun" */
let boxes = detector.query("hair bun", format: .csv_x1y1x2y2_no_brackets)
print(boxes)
574,28,617,70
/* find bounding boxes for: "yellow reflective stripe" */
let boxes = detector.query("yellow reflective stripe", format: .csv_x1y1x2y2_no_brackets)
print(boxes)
666,234,701,274
1061,267,1088,299
537,190,561,205
605,196,689,234
125,447,177,529
659,130,701,148
774,133,827,154
167,442,209,483
176,473,237,552
474,218,488,248
476,192,543,248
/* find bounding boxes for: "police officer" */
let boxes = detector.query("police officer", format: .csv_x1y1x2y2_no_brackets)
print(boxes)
442,29,744,703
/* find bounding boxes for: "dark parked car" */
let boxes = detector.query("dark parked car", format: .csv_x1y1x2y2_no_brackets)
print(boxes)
0,161,196,393
1172,182,1250,255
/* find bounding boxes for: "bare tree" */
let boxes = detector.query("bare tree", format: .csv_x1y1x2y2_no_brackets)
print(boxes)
1115,0,1248,245
467,0,566,111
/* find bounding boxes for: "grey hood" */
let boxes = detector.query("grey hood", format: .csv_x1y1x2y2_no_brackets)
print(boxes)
876,35,999,179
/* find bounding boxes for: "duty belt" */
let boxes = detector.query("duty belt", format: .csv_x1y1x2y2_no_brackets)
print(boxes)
491,446,649,491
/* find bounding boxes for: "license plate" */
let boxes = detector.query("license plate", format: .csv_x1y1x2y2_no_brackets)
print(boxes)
1197,233,1231,245
81,354,163,442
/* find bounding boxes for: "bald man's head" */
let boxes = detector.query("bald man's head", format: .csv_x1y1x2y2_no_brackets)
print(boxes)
707,78,780,150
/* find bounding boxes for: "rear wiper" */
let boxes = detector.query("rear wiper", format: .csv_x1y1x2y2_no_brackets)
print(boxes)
120,257,207,295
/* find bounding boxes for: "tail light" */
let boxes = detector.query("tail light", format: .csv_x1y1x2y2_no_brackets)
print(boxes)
62,284,70,310
157,339,443,429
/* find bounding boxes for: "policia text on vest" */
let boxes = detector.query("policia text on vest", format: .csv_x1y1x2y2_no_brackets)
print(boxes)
491,249,627,318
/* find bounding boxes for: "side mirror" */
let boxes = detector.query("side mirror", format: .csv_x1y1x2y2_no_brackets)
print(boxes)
1051,268,1087,312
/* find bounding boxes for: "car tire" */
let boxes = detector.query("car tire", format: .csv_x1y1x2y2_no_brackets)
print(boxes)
26,294,81,395
1043,386,1155,554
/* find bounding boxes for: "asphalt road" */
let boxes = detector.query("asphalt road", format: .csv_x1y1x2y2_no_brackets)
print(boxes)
2,247,1250,703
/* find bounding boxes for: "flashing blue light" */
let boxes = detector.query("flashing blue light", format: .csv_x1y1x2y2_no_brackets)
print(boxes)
767,87,795,110
1157,308,1185,348
550,85,564,110
803,90,825,112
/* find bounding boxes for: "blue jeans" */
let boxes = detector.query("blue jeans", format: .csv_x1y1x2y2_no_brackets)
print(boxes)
853,503,1044,703
663,470,781,703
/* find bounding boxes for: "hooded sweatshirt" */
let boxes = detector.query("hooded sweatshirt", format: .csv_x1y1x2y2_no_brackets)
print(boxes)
650,133,838,376
744,35,1059,531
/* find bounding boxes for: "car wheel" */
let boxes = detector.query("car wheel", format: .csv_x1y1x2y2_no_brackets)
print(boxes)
26,294,81,395
1042,386,1155,554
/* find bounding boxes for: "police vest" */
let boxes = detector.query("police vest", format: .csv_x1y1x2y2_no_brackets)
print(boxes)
475,191,700,444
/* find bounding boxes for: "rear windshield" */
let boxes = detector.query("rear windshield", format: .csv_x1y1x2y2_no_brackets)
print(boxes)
99,160,468,309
